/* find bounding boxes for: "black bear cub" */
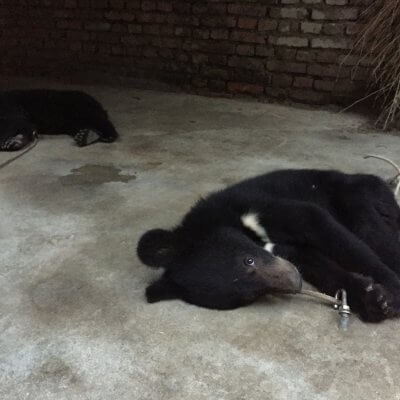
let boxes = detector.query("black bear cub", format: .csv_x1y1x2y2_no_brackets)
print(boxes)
0,89,118,151
138,169,400,323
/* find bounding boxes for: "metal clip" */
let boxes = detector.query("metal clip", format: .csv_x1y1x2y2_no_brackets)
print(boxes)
334,289,351,331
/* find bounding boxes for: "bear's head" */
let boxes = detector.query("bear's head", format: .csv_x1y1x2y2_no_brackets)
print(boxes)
137,226,302,309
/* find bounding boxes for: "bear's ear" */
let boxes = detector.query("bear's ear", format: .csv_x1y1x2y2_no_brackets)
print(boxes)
146,277,179,303
137,229,180,268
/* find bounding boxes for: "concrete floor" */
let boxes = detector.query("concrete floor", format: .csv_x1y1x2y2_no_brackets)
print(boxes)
1,77,400,400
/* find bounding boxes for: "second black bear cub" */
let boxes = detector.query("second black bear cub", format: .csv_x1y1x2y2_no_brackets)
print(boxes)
0,89,118,151
138,169,400,323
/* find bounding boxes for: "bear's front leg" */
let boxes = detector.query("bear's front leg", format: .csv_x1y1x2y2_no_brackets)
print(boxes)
272,244,400,322
0,132,32,151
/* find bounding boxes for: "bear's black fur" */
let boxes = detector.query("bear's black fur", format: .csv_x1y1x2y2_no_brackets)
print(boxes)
137,169,400,323
0,89,118,151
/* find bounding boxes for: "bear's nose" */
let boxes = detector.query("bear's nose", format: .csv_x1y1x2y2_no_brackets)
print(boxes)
246,266,257,275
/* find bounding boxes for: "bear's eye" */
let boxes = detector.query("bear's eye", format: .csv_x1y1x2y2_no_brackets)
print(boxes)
244,257,255,266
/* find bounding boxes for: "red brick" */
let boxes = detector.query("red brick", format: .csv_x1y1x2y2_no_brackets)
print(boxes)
267,60,306,74
272,73,293,88
160,25,174,36
210,29,229,40
92,0,107,8
293,76,313,88
322,23,346,35
208,79,227,92
269,36,308,48
138,12,166,23
157,1,172,12
311,37,351,50
55,10,75,18
312,8,358,21
255,45,274,57
258,19,278,32
231,30,264,44
155,37,181,49
264,87,287,100
275,48,297,61
228,56,264,71
315,50,339,63
209,4,227,15
208,54,227,66
346,23,363,35
193,29,210,40
296,50,315,62
228,82,264,95
201,66,230,80
128,24,142,33
57,20,81,30
167,15,199,26
65,0,77,8
334,80,362,93
177,53,190,63
175,27,191,37
126,1,140,9
301,22,321,34
192,77,207,88
143,24,160,35
270,7,308,19
238,17,258,30
159,48,174,59
192,4,207,14
90,31,120,43
308,64,350,78
110,0,125,8
105,11,135,21
202,16,236,28
228,4,266,17
142,47,158,57
278,21,299,33
70,42,82,51
85,22,111,31
121,35,145,45
314,79,335,91
192,53,208,64
326,0,348,4
112,23,128,33
112,45,126,56
142,1,157,11
67,30,90,41
236,44,255,56
173,2,191,15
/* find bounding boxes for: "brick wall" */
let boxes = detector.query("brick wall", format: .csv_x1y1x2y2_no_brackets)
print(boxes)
0,0,372,105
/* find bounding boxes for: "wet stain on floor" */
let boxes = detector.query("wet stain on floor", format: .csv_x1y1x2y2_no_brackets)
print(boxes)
59,164,136,185
31,274,90,316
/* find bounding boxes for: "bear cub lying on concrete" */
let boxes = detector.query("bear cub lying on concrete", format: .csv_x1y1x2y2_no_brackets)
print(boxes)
0,89,118,151
138,169,400,323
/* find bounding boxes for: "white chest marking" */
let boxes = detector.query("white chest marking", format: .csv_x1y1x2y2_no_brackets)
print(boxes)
241,213,270,243
264,243,275,254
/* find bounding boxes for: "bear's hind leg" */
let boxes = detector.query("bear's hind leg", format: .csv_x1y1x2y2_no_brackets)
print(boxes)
72,117,118,147
73,129,100,147
90,117,118,143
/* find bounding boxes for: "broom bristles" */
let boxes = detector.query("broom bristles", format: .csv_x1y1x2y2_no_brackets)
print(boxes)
353,1,400,130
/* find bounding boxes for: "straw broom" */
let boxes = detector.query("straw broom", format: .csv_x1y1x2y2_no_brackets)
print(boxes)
353,1,400,130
